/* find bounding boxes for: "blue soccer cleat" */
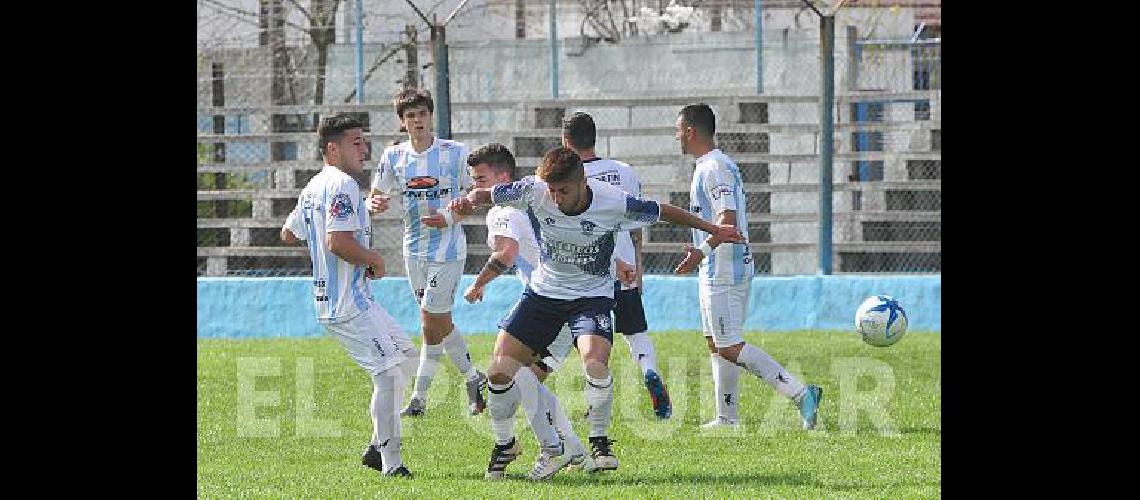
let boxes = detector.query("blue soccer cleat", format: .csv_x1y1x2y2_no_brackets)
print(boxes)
796,385,823,430
644,369,672,419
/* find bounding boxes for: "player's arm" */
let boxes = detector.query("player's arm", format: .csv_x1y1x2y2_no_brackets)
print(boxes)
631,228,644,290
463,236,519,303
675,210,737,274
327,232,386,278
280,207,304,245
368,156,394,215
657,203,742,243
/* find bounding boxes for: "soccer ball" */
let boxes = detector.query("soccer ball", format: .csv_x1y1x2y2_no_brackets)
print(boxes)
855,295,908,347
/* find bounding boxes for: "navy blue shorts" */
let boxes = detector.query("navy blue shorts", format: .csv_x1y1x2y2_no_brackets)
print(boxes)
499,287,616,357
613,282,649,335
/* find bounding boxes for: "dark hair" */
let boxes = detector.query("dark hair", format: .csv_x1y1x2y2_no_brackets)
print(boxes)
317,113,365,157
679,103,716,138
536,147,583,184
467,143,517,179
393,88,433,118
561,111,596,150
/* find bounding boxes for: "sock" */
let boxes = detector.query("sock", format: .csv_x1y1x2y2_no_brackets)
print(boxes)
735,343,806,399
712,353,741,421
584,374,614,438
487,379,520,446
370,368,405,472
623,331,658,376
412,343,443,400
440,326,478,381
513,368,562,450
546,384,583,455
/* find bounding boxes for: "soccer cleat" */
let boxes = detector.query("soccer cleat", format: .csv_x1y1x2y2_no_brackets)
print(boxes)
699,416,740,430
527,442,574,480
361,444,384,472
796,384,824,430
467,371,488,416
588,436,619,471
644,369,672,419
400,397,426,417
383,465,412,478
484,438,521,480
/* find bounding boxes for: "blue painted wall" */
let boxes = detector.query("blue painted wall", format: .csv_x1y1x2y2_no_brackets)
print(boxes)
197,275,940,338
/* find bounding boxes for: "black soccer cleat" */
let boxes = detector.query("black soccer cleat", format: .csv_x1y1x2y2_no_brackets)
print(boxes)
362,444,384,472
384,465,412,478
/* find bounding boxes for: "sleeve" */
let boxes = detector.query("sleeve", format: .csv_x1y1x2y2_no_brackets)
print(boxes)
622,165,642,198
326,179,363,233
487,209,523,243
702,161,739,215
372,150,398,196
490,176,535,209
620,194,662,230
283,204,307,240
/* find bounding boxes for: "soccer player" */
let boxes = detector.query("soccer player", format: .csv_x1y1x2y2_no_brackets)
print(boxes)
368,89,487,417
459,143,607,478
448,147,745,480
562,112,673,430
280,114,416,477
671,104,824,430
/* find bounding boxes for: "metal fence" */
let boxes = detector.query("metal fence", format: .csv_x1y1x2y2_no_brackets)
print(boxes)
197,0,940,277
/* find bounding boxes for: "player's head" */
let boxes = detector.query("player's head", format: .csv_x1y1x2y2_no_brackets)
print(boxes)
467,143,516,189
561,111,596,152
394,88,433,142
318,114,368,174
537,147,588,214
676,104,716,155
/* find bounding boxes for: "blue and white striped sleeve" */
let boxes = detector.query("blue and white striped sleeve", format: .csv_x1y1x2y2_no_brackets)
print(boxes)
704,162,738,215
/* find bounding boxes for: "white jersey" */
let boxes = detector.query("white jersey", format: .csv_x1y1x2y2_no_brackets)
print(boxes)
286,165,375,324
690,149,755,285
485,205,541,287
491,176,662,300
372,137,473,262
583,158,641,289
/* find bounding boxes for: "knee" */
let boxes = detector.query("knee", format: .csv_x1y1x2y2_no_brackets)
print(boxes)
488,370,514,386
583,359,610,379
717,343,744,362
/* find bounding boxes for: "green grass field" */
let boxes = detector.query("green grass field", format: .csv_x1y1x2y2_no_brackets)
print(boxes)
198,331,940,498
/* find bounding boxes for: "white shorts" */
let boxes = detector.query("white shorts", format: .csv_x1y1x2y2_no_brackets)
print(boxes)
538,324,574,372
404,257,464,314
325,301,416,376
698,280,752,348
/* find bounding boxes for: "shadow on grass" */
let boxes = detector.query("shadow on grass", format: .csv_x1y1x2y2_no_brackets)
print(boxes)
455,470,937,491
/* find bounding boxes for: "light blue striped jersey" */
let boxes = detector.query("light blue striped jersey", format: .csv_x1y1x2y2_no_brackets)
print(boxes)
689,149,755,285
485,205,540,287
491,177,661,300
285,165,374,324
372,138,472,262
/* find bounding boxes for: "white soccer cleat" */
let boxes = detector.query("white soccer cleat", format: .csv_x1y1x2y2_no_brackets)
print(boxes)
588,436,619,471
527,443,573,481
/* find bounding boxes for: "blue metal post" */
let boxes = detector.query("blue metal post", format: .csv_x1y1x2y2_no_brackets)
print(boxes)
819,15,835,275
550,0,559,98
354,0,364,104
755,0,763,94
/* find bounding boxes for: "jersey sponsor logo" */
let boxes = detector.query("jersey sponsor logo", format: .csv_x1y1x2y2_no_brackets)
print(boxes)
493,217,511,229
406,176,439,189
330,193,354,220
589,171,621,186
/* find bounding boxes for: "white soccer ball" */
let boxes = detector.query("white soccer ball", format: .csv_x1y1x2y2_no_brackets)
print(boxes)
855,295,908,347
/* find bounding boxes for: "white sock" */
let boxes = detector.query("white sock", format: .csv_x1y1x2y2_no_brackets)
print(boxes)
440,327,478,381
735,343,806,399
412,343,443,400
712,353,741,421
513,368,562,449
584,374,614,438
623,331,658,375
546,384,583,454
487,379,520,446
370,368,405,472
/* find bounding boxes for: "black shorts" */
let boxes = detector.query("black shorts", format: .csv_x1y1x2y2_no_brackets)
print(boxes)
499,287,616,356
613,282,648,335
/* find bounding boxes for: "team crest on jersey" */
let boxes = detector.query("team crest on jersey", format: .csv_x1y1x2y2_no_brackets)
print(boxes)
330,193,354,220
406,176,439,190
580,220,597,235
710,184,733,200
545,217,556,225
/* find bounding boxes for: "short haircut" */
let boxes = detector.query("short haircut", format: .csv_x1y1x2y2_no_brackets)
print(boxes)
561,111,596,150
536,147,584,184
679,103,716,138
393,88,434,118
317,113,364,157
467,143,517,179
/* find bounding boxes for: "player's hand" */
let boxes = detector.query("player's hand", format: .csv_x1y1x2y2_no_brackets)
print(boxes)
615,259,638,288
712,224,745,244
448,195,475,216
368,194,391,214
673,244,703,275
365,253,385,279
420,210,448,228
463,284,484,303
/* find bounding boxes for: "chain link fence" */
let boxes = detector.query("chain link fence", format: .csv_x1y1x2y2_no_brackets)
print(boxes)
198,0,940,277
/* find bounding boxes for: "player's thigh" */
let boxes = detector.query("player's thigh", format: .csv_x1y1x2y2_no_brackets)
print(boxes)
326,306,406,376
700,282,748,349
420,260,463,314
613,285,648,335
